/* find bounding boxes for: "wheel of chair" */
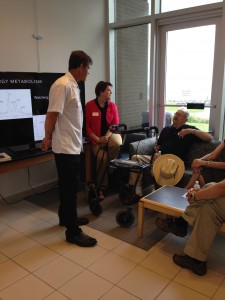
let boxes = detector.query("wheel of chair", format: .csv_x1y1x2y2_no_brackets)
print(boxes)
116,208,135,227
88,198,103,216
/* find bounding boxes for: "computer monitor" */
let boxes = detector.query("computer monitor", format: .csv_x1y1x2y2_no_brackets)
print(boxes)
0,72,63,148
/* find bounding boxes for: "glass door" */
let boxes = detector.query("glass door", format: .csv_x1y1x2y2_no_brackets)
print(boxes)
158,18,220,133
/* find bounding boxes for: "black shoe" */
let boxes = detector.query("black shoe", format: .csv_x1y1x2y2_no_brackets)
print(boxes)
88,198,103,216
173,254,207,276
156,217,188,237
66,230,97,247
59,217,89,227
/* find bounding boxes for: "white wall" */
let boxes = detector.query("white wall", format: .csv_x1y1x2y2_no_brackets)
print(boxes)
0,0,108,200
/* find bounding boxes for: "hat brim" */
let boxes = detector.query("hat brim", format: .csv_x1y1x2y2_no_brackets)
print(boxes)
153,154,185,186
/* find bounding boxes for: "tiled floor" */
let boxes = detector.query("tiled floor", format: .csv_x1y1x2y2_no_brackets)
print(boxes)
1,190,225,300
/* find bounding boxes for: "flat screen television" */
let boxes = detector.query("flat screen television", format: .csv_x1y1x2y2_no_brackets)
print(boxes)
0,72,85,152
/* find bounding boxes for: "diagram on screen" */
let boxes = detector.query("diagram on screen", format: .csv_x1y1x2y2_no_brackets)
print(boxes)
0,89,32,120
33,115,46,141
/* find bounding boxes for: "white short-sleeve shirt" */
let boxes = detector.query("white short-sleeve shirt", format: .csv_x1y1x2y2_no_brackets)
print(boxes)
48,72,83,154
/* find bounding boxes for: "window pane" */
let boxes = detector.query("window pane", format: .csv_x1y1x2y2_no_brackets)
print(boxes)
116,24,150,128
161,0,222,13
115,0,151,22
165,25,216,132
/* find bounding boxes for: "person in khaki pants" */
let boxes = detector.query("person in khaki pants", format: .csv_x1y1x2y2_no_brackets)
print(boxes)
86,81,122,200
156,180,225,276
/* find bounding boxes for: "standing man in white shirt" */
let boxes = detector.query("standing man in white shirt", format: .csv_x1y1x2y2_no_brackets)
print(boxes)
41,50,97,247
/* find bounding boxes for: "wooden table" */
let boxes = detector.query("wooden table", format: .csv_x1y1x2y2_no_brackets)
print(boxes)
138,185,225,237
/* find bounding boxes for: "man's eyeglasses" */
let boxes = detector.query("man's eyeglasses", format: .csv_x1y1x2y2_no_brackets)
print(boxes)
174,113,186,118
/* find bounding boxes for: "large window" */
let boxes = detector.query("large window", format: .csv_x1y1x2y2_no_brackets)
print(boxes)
109,0,225,139
160,24,216,132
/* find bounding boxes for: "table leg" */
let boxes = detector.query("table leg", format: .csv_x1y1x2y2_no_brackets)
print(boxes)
138,201,145,238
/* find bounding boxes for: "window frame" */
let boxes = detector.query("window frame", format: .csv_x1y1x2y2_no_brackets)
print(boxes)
157,16,223,136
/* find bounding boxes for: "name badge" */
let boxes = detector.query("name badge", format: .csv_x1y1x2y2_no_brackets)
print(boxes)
92,112,99,116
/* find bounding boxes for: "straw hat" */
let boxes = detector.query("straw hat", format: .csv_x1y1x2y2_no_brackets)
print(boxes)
153,154,185,186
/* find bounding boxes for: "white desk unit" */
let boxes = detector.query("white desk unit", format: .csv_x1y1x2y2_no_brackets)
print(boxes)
0,141,92,183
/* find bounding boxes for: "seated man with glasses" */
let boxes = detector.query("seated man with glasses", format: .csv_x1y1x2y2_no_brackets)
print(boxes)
129,108,212,200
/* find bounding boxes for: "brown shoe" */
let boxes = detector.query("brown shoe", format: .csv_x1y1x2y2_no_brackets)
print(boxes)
156,217,188,237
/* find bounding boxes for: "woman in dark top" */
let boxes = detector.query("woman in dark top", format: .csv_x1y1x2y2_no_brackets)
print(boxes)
86,81,122,198
185,140,225,189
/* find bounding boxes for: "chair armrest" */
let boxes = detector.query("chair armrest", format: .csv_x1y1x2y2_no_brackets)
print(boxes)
129,137,157,159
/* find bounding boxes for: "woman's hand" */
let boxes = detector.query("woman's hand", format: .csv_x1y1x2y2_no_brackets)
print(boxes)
191,159,204,168
98,135,108,145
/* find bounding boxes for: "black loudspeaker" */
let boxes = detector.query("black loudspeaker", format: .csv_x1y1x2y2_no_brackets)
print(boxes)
187,103,205,109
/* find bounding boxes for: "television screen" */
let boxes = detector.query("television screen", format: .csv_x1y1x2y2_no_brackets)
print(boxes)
0,72,63,148
0,72,86,150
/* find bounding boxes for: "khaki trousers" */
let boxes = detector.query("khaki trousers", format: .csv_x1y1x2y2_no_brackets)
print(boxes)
182,182,225,261
92,133,122,188
129,154,151,192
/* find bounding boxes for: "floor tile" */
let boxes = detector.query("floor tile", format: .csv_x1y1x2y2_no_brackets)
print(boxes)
12,244,59,272
23,221,62,243
0,233,38,258
89,252,136,284
112,241,149,264
0,252,8,264
0,223,19,242
31,207,59,222
157,281,210,300
0,260,28,291
44,291,70,300
59,270,113,300
8,214,44,232
12,199,41,214
34,255,84,288
101,286,140,300
213,278,225,300
0,274,54,300
174,267,224,297
141,247,180,279
117,265,170,300
41,231,74,254
0,206,29,224
93,230,122,250
64,244,107,268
